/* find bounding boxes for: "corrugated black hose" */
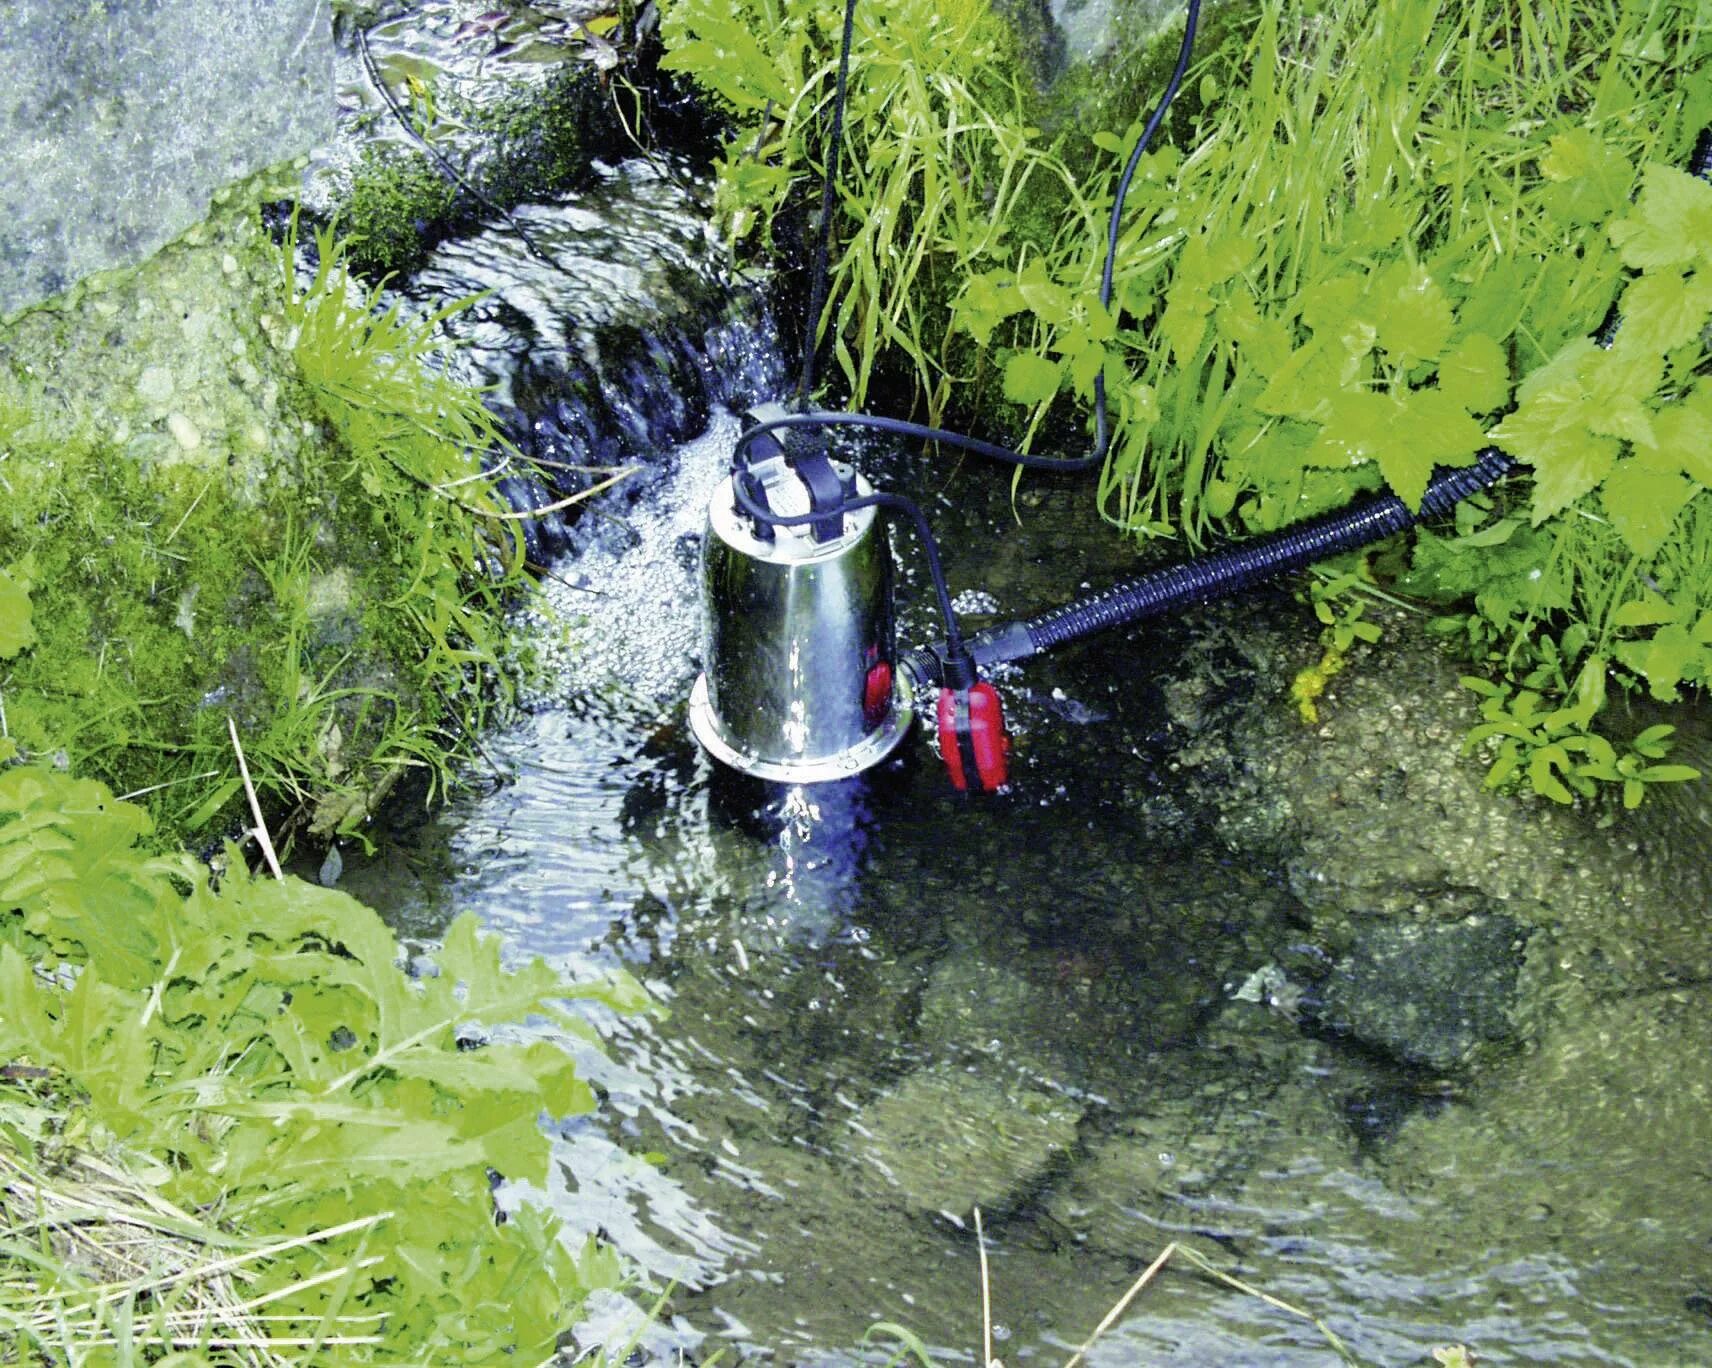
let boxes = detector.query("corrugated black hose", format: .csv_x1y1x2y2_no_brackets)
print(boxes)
901,448,1515,686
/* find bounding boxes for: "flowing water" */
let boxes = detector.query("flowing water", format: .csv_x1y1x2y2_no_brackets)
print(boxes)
328,156,1712,1365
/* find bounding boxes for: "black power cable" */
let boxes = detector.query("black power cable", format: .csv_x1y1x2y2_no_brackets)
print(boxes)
795,0,862,409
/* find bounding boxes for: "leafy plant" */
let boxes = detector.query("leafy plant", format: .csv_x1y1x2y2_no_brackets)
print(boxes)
1290,566,1387,723
0,763,648,1361
660,0,1068,419
1461,662,1699,806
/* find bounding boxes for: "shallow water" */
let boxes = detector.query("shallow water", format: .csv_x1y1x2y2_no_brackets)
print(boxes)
338,386,1712,1363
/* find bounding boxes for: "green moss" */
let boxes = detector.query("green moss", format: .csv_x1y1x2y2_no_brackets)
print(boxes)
472,66,607,206
0,205,533,851
337,67,611,280
1043,0,1266,174
342,142,459,278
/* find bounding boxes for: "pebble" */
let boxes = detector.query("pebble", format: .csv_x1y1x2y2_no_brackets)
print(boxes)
137,364,174,405
166,412,202,451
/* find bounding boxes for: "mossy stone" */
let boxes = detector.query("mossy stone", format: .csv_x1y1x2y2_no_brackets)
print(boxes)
342,142,459,279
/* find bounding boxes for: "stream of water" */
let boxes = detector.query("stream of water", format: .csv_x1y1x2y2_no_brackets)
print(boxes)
320,134,1712,1363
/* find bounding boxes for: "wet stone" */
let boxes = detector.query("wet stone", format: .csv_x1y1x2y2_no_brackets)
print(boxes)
1317,913,1528,1071
1043,1008,1363,1259
166,412,203,451
843,1064,1082,1221
136,365,175,406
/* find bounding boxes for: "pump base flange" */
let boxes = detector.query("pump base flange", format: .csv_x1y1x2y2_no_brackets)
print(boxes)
688,673,914,784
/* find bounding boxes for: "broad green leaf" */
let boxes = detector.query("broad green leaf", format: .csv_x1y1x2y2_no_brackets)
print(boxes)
1518,425,1618,525
1490,341,1623,523
1254,340,1348,421
1216,291,1291,372
1539,128,1633,225
1611,594,1680,628
1600,460,1692,558
956,277,1014,352
1633,722,1679,751
1159,282,1211,364
1017,280,1073,327
1404,388,1485,465
1583,338,1663,447
1174,230,1253,292
1640,763,1701,782
1067,336,1115,398
1372,259,1452,365
1306,388,1480,509
1437,333,1509,414
1652,380,1712,485
1617,268,1712,357
1616,622,1703,701
1002,352,1061,406
1608,164,1712,269
1514,335,1597,406
1304,391,1393,470
1301,275,1363,335
0,561,34,660
1528,747,1576,803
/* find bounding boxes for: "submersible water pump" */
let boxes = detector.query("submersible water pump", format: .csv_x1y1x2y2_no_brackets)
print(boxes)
688,404,913,782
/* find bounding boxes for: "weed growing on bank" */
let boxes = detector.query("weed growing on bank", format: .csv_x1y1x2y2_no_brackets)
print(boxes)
0,761,649,1362
0,209,541,849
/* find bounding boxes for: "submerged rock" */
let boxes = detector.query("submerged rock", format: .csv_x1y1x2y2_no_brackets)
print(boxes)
1043,1004,1365,1259
1382,986,1712,1354
1316,912,1528,1071
844,1064,1082,1221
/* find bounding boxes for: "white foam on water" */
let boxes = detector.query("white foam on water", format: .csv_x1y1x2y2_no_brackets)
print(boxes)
523,407,743,707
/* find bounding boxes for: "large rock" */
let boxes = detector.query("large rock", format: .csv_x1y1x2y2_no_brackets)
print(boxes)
0,0,331,318
0,185,306,500
1316,912,1528,1070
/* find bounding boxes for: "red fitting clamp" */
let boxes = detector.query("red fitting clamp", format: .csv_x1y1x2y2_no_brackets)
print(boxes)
936,681,1010,791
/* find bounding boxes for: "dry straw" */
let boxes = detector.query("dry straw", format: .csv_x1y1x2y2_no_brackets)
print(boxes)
0,1077,387,1363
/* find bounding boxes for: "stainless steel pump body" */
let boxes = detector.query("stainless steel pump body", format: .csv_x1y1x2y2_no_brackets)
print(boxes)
689,453,912,782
